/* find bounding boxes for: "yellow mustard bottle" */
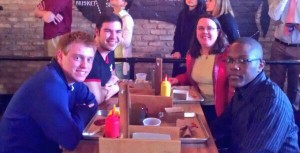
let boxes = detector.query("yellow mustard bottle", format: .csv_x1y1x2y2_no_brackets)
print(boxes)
160,76,171,97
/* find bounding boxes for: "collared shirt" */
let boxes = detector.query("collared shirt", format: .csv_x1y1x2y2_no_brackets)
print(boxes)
85,51,115,86
114,9,134,75
0,60,97,153
211,71,300,153
268,0,300,43
114,9,134,59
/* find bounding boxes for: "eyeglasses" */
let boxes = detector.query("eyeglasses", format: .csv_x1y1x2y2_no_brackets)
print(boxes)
198,26,217,32
225,58,261,64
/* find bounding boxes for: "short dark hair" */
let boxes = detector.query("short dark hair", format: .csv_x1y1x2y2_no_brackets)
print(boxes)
57,31,96,55
189,14,229,58
233,37,263,58
96,13,123,30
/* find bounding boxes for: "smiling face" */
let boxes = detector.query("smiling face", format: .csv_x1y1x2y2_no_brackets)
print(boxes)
226,42,264,88
58,42,95,84
95,21,122,52
206,0,216,12
196,18,219,49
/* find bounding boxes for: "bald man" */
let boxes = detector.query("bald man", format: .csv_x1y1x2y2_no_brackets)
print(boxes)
211,37,300,153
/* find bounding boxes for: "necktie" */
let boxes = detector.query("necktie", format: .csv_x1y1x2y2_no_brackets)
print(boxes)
286,0,297,24
284,0,298,35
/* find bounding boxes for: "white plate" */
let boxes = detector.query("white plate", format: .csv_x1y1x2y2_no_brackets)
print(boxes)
132,132,171,140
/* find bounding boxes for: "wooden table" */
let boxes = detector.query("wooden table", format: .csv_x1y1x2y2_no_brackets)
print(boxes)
64,102,218,153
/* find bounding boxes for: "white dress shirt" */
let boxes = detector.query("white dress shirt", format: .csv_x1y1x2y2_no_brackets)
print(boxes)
268,0,300,43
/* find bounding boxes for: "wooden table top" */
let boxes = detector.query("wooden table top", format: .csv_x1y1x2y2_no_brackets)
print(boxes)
176,103,218,153
64,101,218,153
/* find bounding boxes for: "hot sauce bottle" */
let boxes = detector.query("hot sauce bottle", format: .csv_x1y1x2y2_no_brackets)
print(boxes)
160,75,171,97
105,105,120,138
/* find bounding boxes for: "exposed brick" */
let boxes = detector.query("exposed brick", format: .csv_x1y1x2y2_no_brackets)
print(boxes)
133,41,148,47
141,23,157,29
132,35,142,41
159,35,173,41
13,23,29,28
142,35,158,41
0,24,11,28
166,41,174,47
132,28,151,35
7,17,18,22
158,24,175,29
150,29,167,35
149,41,166,47
0,0,277,93
23,17,36,22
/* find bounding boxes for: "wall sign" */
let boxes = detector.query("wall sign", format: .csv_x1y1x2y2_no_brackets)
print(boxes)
75,0,112,23
75,0,182,24
75,0,270,38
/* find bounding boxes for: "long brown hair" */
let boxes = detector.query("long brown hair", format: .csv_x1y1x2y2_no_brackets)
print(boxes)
189,14,228,58
210,0,234,17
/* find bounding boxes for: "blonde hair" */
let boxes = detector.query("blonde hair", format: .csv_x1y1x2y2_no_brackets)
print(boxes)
211,0,234,17
57,31,96,55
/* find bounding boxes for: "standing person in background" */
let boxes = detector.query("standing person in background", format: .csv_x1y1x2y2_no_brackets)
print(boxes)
34,0,72,57
85,13,122,104
206,0,239,44
268,0,300,111
0,31,97,153
169,14,232,123
110,0,134,79
171,0,206,77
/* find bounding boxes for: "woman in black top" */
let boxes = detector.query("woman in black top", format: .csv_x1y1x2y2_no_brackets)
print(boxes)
171,0,206,77
206,0,239,44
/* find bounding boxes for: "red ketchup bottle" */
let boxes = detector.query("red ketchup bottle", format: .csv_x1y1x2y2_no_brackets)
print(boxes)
104,107,120,138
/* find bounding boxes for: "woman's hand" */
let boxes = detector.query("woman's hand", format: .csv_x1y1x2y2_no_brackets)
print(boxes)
168,77,179,85
171,52,182,59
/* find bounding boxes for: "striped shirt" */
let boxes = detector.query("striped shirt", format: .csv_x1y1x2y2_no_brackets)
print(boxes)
212,71,300,153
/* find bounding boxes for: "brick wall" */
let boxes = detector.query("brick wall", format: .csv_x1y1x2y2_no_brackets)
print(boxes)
0,0,275,94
